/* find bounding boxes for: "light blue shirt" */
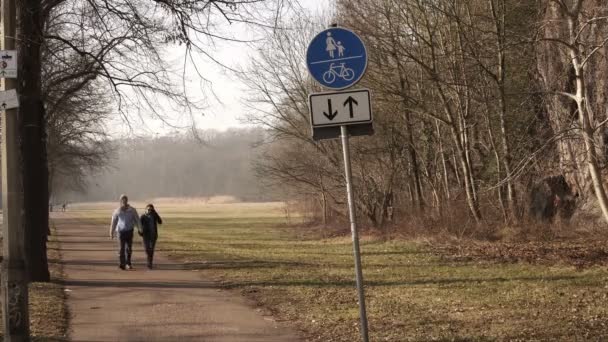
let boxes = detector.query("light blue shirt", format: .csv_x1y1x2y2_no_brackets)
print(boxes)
111,206,141,233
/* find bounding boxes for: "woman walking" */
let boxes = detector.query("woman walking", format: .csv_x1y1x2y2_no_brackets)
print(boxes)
140,204,163,269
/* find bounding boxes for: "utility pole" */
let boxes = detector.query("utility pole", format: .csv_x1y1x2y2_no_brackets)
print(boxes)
1,0,31,339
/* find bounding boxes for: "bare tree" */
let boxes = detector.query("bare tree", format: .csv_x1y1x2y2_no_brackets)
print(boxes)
537,0,608,223
340,0,484,221
241,9,409,227
17,0,290,280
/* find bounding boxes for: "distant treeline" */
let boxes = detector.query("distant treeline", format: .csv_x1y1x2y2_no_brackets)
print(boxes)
61,128,270,202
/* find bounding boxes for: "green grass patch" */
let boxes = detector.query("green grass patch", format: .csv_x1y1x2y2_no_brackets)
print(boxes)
80,202,608,341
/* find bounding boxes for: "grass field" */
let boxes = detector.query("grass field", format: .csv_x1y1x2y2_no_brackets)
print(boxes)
73,201,608,341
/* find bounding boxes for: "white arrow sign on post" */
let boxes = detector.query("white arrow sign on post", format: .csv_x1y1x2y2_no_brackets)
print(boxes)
309,89,372,128
0,89,19,110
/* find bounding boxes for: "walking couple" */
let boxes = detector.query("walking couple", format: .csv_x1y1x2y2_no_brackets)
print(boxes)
109,194,163,270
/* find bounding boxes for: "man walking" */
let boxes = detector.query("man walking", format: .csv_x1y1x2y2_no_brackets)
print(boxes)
110,194,142,270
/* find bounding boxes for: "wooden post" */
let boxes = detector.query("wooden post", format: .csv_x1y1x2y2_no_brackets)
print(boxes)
1,0,30,339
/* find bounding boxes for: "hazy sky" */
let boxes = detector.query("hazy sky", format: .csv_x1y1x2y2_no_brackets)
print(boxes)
108,0,332,138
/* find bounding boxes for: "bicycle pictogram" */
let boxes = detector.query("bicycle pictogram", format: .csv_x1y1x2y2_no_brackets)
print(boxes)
322,63,355,84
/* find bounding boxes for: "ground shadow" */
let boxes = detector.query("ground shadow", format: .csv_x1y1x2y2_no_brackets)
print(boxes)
218,274,581,289
61,273,576,290
49,258,314,271
48,248,116,252
60,279,220,290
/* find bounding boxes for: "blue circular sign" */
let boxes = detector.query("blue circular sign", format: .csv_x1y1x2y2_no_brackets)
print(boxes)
306,28,368,90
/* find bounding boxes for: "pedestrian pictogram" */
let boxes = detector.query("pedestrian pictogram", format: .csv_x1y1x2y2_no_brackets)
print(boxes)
306,28,367,89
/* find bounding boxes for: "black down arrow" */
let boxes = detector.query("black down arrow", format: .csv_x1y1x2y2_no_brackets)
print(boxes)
323,99,338,120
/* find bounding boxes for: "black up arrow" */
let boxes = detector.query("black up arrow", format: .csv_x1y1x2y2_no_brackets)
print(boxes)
323,99,338,120
343,96,359,118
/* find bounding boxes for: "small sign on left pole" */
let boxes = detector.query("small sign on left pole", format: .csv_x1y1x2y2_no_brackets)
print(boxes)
0,89,18,109
0,51,20,110
0,50,17,78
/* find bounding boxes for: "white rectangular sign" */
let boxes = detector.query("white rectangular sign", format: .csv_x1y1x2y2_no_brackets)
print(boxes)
0,89,19,109
309,89,372,128
0,50,17,78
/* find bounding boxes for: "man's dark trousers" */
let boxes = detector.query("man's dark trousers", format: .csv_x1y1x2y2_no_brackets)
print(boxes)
118,230,134,267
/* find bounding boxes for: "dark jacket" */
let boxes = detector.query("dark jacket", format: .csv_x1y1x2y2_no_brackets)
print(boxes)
140,211,162,239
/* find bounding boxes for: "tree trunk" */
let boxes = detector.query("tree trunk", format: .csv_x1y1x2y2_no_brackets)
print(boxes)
18,0,50,282
437,83,482,222
321,190,327,227
405,110,424,209
452,150,462,187
537,0,588,197
461,117,478,203
567,11,608,224
484,102,508,222
578,97,608,223
407,182,415,207
490,0,517,219
451,127,483,222
436,120,451,201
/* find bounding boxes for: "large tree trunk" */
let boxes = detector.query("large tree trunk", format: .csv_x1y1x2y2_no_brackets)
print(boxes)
537,0,608,223
537,3,584,186
19,0,50,282
567,9,608,224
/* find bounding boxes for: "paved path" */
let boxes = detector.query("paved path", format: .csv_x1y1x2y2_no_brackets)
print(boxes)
56,217,301,342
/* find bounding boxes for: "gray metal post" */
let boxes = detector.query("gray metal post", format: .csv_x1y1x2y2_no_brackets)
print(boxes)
1,0,30,339
340,125,370,342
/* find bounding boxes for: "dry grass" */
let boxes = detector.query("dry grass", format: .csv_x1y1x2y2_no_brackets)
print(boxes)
90,201,608,342
64,201,608,341
384,205,608,270
150,196,239,205
0,223,69,341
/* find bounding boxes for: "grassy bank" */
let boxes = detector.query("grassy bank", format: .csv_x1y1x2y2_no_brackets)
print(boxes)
74,202,608,341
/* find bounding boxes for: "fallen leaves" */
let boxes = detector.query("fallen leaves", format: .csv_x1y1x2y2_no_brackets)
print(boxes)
433,239,608,268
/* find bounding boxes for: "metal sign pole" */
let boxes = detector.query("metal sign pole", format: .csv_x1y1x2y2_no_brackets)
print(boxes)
1,0,30,340
340,125,369,342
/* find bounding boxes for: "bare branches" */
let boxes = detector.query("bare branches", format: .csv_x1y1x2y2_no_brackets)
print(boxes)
43,0,292,198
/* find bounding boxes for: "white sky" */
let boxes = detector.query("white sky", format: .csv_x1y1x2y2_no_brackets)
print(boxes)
108,0,332,138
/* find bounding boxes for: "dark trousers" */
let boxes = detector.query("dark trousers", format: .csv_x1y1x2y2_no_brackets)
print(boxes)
143,236,157,266
118,230,134,267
